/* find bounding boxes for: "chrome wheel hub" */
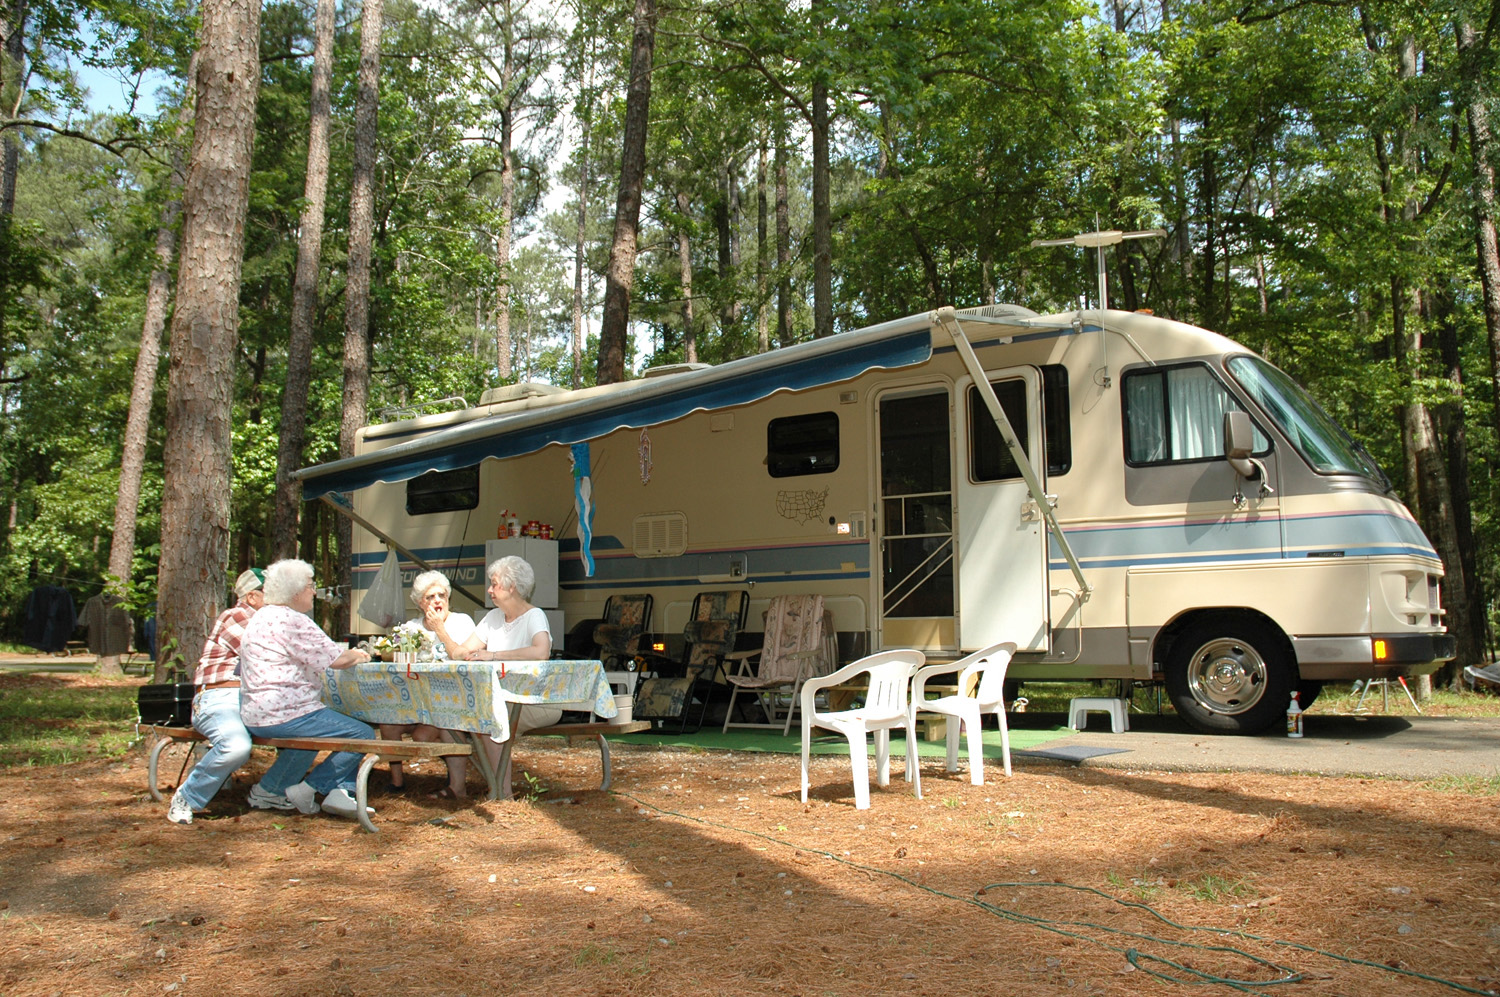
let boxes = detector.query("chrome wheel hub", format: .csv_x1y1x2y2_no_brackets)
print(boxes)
1185,637,1267,715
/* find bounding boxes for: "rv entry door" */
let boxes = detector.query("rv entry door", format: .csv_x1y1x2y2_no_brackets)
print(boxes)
876,387,958,653
956,367,1049,651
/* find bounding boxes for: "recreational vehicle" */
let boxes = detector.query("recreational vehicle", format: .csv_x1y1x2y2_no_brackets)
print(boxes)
295,304,1454,735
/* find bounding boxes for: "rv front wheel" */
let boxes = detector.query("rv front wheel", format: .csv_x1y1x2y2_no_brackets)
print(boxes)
1165,619,1294,735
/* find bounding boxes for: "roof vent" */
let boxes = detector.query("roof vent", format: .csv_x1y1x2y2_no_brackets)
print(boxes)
954,303,1040,322
478,382,569,406
641,362,712,379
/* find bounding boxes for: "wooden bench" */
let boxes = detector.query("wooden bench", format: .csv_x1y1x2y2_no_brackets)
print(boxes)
137,724,472,833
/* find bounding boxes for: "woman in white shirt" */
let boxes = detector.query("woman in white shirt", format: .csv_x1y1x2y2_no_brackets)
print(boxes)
456,555,556,775
379,570,475,797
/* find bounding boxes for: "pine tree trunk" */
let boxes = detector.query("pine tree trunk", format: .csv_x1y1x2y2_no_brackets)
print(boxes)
494,15,516,382
571,43,593,390
810,32,832,338
775,115,791,349
756,136,769,353
597,0,656,385
1437,293,1489,669
676,189,696,363
0,0,28,365
155,0,260,682
1457,20,1500,474
338,0,384,636
271,0,334,561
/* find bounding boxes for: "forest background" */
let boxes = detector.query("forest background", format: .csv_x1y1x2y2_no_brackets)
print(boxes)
2,0,1497,684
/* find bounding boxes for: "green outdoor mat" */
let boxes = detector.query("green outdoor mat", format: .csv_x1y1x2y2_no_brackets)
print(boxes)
609,724,1075,758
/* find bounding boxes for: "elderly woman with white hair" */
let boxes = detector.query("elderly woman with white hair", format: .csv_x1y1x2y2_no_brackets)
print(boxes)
454,555,557,775
378,570,475,797
238,559,375,820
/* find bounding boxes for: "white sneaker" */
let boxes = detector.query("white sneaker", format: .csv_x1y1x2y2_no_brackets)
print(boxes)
167,791,194,825
320,788,373,818
247,782,297,811
283,781,321,814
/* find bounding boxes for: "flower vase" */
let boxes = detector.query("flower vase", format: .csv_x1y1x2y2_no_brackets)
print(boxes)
393,650,418,679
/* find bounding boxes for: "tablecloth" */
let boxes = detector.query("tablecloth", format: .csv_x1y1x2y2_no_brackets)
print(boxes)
322,659,616,740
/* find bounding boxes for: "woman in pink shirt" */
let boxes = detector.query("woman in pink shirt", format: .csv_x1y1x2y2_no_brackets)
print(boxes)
238,559,374,820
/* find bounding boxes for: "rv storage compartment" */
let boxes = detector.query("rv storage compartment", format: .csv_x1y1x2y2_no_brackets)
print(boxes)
138,683,196,726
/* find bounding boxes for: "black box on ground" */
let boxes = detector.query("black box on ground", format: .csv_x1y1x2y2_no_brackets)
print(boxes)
137,683,196,726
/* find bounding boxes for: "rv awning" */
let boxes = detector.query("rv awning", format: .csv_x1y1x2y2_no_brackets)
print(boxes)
294,318,934,499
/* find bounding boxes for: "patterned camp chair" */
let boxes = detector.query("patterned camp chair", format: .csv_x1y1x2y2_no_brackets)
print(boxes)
722,594,837,735
635,590,749,734
591,594,653,672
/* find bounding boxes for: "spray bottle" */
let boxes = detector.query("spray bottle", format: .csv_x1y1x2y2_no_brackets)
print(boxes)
1286,690,1304,738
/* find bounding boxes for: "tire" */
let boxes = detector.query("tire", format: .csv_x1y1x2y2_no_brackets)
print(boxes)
1164,618,1295,735
1296,680,1324,711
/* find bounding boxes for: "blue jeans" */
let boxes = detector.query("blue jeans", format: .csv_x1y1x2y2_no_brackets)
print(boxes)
246,707,375,796
179,688,253,810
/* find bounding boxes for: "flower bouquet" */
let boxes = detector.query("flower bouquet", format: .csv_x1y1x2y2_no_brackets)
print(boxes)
373,621,436,673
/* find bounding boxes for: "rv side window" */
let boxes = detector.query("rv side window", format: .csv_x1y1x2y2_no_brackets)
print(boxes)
968,380,1029,481
1123,363,1268,465
406,466,480,515
767,412,839,477
968,365,1071,481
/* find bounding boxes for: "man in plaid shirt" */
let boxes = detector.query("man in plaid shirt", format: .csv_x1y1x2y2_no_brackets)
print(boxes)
168,568,272,824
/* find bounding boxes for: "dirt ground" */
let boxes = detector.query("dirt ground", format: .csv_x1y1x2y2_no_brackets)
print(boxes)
3,700,1500,996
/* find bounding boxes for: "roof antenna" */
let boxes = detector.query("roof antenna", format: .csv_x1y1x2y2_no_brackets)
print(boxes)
1030,217,1166,311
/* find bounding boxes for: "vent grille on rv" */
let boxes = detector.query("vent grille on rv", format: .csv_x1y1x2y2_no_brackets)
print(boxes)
633,512,688,557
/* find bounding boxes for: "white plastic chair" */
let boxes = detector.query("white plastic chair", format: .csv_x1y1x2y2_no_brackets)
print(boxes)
800,649,925,810
907,642,1015,799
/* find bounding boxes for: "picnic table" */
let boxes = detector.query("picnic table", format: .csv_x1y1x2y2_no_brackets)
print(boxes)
321,658,642,800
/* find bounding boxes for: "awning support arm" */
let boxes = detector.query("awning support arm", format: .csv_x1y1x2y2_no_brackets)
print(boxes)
933,306,1092,603
319,493,488,611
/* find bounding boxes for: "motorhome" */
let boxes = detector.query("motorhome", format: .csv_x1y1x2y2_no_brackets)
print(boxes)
295,304,1454,735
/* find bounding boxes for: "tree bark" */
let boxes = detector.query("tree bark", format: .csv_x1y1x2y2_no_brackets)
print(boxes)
572,57,591,390
1457,17,1500,478
1436,292,1488,671
0,0,29,362
810,2,832,338
596,0,656,384
775,114,791,349
756,135,769,353
270,0,335,561
493,5,516,382
155,0,260,681
676,189,696,362
338,0,384,636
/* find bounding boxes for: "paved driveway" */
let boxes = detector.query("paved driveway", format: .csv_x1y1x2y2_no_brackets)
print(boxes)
1015,712,1500,780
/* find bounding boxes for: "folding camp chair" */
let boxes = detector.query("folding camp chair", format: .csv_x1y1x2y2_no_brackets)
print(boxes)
722,594,837,735
635,590,749,733
592,593,653,672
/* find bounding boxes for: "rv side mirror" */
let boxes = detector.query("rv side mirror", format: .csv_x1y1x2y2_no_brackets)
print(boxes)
1223,410,1258,478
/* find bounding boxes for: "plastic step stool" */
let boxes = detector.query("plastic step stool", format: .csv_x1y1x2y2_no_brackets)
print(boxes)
1068,697,1128,733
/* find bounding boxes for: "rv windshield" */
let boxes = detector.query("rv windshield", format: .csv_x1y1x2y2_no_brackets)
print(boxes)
1226,355,1390,488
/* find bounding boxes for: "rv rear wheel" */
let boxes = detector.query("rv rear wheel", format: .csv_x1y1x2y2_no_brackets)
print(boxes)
1165,619,1295,735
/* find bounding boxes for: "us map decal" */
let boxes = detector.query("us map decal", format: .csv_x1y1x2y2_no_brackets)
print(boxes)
776,488,828,525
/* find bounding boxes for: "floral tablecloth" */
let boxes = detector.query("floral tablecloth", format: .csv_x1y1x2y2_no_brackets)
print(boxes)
321,659,616,740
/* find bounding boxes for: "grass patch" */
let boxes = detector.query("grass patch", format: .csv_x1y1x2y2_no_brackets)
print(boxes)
0,677,140,767
1424,774,1500,796
1179,872,1253,902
